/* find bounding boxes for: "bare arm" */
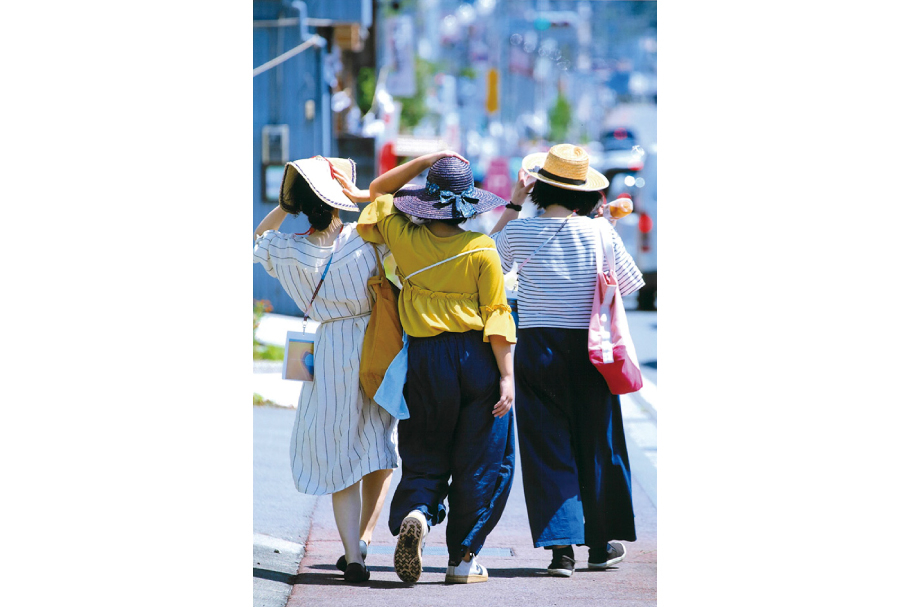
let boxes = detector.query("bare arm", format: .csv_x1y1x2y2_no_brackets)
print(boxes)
489,334,514,418
491,168,536,234
254,205,288,243
369,150,468,200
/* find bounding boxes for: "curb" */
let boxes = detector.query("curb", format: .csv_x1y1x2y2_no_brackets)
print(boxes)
630,376,658,420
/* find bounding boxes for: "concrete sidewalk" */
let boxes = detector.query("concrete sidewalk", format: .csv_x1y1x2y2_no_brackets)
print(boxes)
253,312,657,606
284,449,656,607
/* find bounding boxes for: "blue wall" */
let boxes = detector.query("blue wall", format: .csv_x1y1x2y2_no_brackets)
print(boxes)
253,1,333,316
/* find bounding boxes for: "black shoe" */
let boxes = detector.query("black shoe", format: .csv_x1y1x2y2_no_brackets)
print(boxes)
343,562,370,583
588,543,626,569
547,546,575,577
336,540,369,572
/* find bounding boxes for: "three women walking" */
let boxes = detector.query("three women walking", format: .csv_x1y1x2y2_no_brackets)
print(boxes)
253,144,645,585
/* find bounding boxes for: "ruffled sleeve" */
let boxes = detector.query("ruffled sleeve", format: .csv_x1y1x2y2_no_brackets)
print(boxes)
481,303,516,344
475,245,516,344
357,193,408,247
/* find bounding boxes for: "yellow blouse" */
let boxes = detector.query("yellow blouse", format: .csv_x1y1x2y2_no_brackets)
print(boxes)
357,194,516,343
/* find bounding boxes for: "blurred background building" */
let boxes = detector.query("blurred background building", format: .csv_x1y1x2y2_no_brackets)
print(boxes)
254,0,657,314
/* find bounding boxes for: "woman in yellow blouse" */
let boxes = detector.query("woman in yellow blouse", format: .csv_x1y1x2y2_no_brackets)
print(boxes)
339,151,516,585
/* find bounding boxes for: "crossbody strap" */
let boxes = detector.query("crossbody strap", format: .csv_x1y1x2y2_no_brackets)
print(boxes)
516,215,573,274
302,238,341,321
403,248,496,281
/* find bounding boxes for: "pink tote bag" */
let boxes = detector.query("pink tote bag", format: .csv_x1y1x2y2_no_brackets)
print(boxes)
588,218,643,395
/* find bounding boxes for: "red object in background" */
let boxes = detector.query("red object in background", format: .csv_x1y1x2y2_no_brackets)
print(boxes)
640,231,651,253
639,211,652,253
639,212,653,233
617,192,632,199
379,142,397,175
483,157,512,201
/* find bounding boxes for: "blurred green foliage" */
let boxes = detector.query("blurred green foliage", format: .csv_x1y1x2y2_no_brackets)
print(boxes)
399,57,437,132
548,92,572,142
357,68,376,116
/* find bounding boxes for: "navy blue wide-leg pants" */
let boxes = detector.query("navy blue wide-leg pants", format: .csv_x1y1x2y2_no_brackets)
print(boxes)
389,329,515,562
515,327,636,548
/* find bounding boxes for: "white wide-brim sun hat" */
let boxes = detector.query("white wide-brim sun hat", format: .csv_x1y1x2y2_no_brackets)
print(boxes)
521,143,608,192
280,156,359,212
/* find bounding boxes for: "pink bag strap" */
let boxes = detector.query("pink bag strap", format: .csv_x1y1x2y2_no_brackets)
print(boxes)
592,218,615,277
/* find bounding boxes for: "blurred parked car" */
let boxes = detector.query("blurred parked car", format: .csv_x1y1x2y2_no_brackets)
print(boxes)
608,151,657,310
601,127,637,151
588,133,656,310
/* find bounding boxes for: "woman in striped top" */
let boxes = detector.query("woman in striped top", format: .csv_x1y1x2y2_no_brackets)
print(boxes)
253,157,398,584
491,144,644,578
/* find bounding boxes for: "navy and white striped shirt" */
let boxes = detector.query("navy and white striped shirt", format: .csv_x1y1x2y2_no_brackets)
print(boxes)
493,216,644,329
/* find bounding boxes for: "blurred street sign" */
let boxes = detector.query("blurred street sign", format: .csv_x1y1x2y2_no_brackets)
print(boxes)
486,68,499,115
393,136,450,158
383,15,416,97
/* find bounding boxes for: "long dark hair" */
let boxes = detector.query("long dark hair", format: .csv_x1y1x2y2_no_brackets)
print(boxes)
281,175,335,231
530,180,602,217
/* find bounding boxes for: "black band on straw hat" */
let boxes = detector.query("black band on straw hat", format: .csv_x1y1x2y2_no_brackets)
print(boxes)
536,167,587,186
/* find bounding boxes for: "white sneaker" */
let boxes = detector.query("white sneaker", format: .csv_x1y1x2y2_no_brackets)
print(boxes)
445,554,489,584
394,510,428,583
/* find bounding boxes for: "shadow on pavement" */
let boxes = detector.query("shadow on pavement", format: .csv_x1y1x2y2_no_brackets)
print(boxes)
253,567,297,585
259,564,557,588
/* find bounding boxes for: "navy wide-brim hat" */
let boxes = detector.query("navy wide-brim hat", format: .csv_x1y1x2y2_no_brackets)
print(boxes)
392,156,507,220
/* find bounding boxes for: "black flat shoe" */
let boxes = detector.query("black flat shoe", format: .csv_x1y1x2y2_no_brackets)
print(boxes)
343,562,370,583
336,540,369,572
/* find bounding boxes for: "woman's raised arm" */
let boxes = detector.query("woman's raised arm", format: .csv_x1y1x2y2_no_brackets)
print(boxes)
254,204,288,243
369,150,468,200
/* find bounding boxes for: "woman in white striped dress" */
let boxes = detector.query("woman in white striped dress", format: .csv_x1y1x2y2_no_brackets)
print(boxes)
253,157,398,583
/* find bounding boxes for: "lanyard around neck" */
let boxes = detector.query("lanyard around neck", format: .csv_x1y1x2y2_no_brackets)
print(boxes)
302,237,340,321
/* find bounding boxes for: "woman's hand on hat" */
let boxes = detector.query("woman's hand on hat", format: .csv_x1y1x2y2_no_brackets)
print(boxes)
510,168,536,206
430,150,469,165
334,171,371,203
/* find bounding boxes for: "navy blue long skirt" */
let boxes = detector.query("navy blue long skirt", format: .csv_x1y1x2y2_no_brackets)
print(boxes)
389,329,516,562
515,327,636,548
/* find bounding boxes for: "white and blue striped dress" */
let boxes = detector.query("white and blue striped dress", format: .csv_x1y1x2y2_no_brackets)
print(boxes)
254,224,399,495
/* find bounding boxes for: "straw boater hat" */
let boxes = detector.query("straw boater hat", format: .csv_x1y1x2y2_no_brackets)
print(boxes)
280,156,359,212
521,143,608,192
393,156,508,220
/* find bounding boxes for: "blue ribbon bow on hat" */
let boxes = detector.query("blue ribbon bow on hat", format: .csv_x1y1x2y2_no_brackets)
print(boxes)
427,182,480,219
